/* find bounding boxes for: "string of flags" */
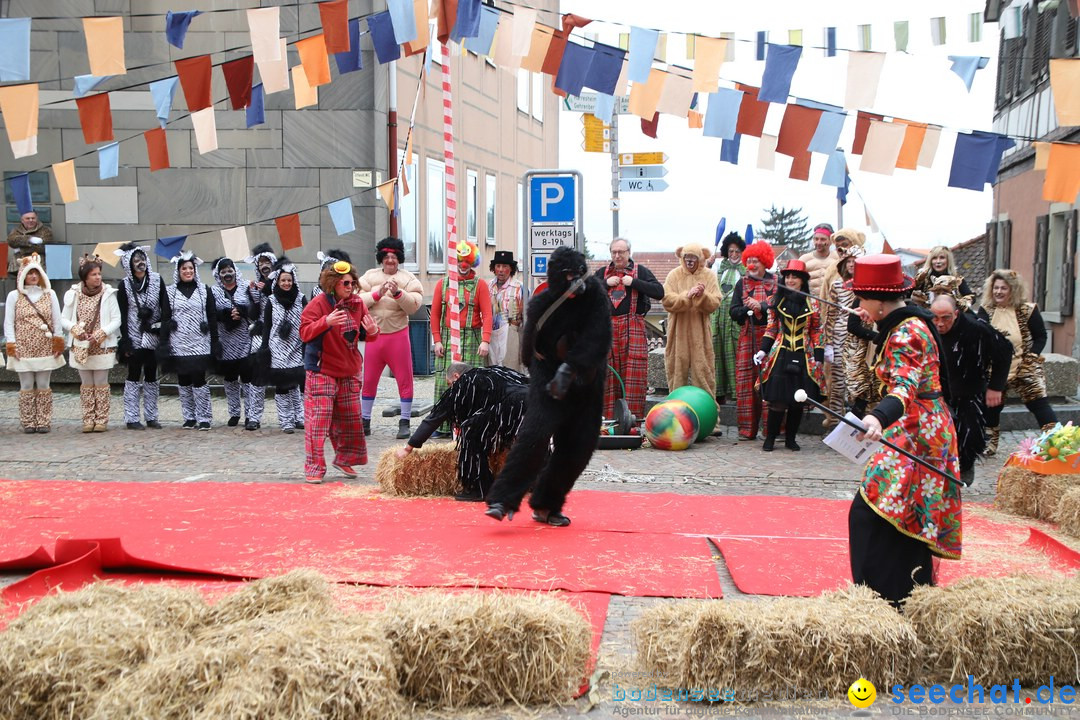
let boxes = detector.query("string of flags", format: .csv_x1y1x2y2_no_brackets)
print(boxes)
1,1,1079,264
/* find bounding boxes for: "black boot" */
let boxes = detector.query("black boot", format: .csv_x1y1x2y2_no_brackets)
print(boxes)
362,418,371,436
396,418,410,440
485,502,515,521
762,408,783,452
785,404,803,451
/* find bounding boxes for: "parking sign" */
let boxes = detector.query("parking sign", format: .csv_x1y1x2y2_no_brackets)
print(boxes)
529,176,576,223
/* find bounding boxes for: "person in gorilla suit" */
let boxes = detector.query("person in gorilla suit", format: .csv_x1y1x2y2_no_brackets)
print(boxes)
484,246,612,527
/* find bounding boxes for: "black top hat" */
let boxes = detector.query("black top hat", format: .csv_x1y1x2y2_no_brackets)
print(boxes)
489,250,519,274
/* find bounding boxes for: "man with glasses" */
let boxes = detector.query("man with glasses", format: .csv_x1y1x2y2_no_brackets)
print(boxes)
593,238,663,421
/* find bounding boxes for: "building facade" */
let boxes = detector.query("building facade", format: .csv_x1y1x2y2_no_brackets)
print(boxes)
986,0,1080,356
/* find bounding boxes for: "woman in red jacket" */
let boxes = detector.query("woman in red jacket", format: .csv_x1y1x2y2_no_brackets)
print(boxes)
299,260,379,484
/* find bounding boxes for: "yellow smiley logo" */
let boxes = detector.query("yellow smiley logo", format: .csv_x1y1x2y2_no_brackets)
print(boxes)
847,678,876,709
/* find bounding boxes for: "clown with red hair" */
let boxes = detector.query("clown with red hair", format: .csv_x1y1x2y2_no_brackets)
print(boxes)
728,242,777,440
429,240,493,437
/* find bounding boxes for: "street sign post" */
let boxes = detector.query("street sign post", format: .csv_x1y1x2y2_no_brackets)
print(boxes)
563,92,631,114
619,152,668,166
619,165,668,179
523,170,584,292
619,178,669,192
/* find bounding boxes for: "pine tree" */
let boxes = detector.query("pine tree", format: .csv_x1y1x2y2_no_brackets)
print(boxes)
757,205,811,255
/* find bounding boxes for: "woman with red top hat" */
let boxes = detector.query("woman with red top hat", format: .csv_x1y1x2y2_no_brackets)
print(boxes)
729,242,777,440
846,254,961,608
752,259,826,451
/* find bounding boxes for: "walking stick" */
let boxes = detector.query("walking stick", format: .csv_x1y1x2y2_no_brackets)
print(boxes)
793,389,964,487
780,285,862,316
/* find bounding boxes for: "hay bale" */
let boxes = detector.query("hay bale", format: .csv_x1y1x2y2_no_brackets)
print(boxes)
381,591,591,708
1041,475,1080,523
375,444,461,497
202,569,336,626
634,586,920,698
631,601,708,685
995,464,1042,517
907,575,1080,685
0,583,207,720
89,615,402,720
374,444,508,497
1056,486,1080,537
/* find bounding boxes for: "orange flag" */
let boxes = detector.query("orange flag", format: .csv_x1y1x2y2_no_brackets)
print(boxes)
76,93,114,144
318,0,350,53
376,178,396,212
0,83,40,158
83,17,126,76
629,69,665,120
521,25,554,72
292,65,318,108
895,120,928,170
882,238,895,255
296,34,331,87
687,109,703,129
1042,143,1080,203
404,0,430,56
145,127,170,171
52,160,79,203
175,55,212,111
275,214,303,251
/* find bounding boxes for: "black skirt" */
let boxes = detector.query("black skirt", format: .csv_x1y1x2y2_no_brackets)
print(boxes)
848,492,934,609
761,349,821,405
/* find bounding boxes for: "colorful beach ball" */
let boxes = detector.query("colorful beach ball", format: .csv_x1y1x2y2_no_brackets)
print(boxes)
644,400,700,451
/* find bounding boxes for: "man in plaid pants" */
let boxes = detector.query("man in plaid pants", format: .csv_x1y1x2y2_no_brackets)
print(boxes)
594,238,664,421
299,260,380,483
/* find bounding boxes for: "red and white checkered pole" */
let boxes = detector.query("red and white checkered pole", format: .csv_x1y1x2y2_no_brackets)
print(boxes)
440,41,461,361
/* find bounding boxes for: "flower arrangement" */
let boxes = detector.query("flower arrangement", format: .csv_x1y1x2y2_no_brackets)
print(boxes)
1013,422,1080,464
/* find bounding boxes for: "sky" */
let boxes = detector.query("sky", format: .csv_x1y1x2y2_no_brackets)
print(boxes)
556,0,999,256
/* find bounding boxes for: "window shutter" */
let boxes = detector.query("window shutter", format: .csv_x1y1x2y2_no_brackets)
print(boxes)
1034,8,1054,79
1063,209,1077,316
1019,7,1033,94
1034,214,1049,307
1000,218,1013,269
1068,17,1079,56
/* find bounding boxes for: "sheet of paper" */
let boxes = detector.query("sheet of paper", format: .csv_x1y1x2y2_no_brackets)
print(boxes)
822,412,882,465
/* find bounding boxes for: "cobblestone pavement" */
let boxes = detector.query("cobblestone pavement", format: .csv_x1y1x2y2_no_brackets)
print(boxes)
0,377,1062,719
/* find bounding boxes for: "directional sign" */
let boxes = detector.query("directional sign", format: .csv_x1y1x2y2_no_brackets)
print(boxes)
563,92,631,115
619,178,669,192
582,114,611,153
619,152,668,166
619,165,668,179
529,176,576,223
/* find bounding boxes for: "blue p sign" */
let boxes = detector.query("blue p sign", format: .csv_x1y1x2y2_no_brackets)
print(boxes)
530,176,576,223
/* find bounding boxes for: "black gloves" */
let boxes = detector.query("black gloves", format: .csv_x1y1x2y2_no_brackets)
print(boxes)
547,363,575,400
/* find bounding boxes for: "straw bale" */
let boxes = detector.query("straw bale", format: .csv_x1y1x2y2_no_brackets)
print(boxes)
90,614,401,720
0,583,207,720
381,591,591,708
635,586,920,698
202,569,336,627
995,465,1042,518
631,601,709,685
1041,475,1080,523
907,575,1080,685
375,444,508,497
1056,486,1080,537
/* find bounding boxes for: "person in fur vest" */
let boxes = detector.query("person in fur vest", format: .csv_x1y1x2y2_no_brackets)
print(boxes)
661,242,722,398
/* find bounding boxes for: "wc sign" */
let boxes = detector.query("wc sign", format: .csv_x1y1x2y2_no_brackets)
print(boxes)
524,171,582,284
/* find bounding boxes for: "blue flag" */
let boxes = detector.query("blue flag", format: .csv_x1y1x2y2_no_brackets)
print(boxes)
73,74,113,98
45,245,72,280
948,55,990,92
948,131,1012,191
10,173,32,215
450,0,482,42
714,218,727,249
826,27,837,57
704,88,742,140
756,31,767,61
0,18,30,82
165,10,201,49
720,134,741,165
822,148,848,188
334,18,364,74
155,235,187,259
808,110,846,154
367,11,402,64
246,83,265,127
584,43,625,96
464,5,499,56
759,44,802,103
593,93,615,123
387,0,418,44
98,142,119,180
149,76,179,128
328,198,355,235
555,42,594,97
627,27,658,84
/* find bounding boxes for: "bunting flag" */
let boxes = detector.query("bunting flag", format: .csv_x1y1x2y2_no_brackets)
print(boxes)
441,41,461,361
98,142,119,180
948,131,1014,191
258,38,290,94
627,27,658,84
52,158,78,201
522,24,554,72
1034,141,1051,170
554,42,593,96
807,109,846,154
759,44,802,103
292,65,318,108
851,111,884,154
895,21,909,52
155,234,186,258
334,18,364,74
593,92,616,123
296,34,331,87
758,134,777,170
629,68,665,120
859,120,906,175
222,56,254,109
404,0,430,56
845,52,885,110
165,10,201,49
755,31,766,61
368,11,402,64
825,27,837,57
703,88,741,139
76,92,114,144
45,246,72,280
1050,59,1080,126
319,0,350,53
641,112,659,139
692,37,726,92
822,148,847,187
895,121,928,170
148,76,178,127
73,74,112,98
246,83,265,127
376,178,397,211
510,8,537,57
584,42,624,95
465,4,499,56
275,213,303,250
220,227,250,260
0,18,31,82
328,198,355,235
175,55,212,111
789,150,812,181
451,0,482,43
776,104,820,157
1042,143,1080,203
687,109,703,129
247,7,281,65
0,83,39,157
656,73,693,118
387,0,418,44
721,133,741,164
735,84,769,137
10,173,33,214
190,106,218,154
83,17,126,76
144,127,170,171
948,56,989,92
92,242,126,265
541,27,568,75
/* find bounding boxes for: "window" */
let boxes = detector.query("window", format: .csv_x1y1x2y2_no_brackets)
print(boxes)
485,173,496,246
426,158,446,272
1037,210,1078,318
858,25,872,51
4,171,51,234
399,152,419,269
969,12,983,43
517,68,530,113
531,72,544,122
930,17,946,46
466,169,478,244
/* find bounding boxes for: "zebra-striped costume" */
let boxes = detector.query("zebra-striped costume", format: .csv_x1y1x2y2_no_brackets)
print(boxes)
262,285,307,430
165,254,215,426
211,269,259,423
116,244,166,426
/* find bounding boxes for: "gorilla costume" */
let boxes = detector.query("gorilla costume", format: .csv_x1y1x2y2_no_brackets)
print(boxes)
485,246,612,527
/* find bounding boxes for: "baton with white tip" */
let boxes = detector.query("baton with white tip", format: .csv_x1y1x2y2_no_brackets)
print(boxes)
793,389,964,487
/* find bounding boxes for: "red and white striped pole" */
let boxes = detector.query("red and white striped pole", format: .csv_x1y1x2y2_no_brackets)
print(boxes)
440,41,461,361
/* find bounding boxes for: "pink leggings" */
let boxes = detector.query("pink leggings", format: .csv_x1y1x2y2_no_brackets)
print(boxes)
361,327,414,402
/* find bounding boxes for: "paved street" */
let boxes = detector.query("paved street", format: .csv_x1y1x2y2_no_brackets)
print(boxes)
0,376,1058,718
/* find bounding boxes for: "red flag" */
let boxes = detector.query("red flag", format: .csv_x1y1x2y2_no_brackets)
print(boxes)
175,55,212,111
221,56,254,110
788,150,812,181
0,244,8,278
882,238,895,255
641,112,659,139
735,84,769,138
852,111,884,155
437,0,458,44
318,0,350,53
776,104,821,158
145,127,170,171
76,93,114,144
275,214,303,251
542,28,568,76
